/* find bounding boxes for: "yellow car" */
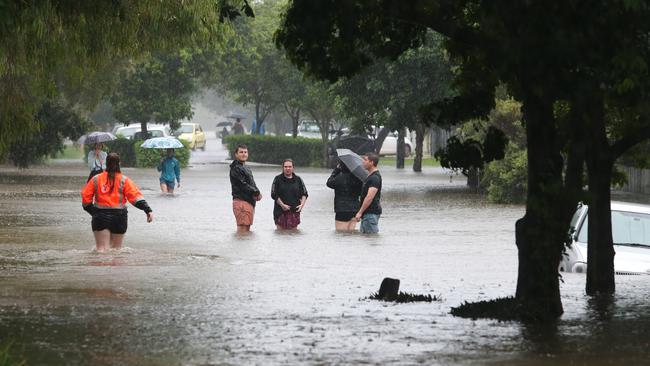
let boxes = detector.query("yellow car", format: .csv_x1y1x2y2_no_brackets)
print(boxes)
176,122,206,150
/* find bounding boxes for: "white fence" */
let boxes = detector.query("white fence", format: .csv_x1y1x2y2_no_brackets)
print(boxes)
618,165,650,194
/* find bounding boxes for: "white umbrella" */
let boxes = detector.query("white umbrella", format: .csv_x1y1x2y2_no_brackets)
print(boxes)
140,137,184,149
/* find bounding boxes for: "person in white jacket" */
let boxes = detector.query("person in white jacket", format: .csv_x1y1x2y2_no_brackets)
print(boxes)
87,143,107,182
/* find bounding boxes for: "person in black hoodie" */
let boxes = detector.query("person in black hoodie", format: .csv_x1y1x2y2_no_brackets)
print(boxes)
271,159,308,230
230,144,261,234
326,160,363,231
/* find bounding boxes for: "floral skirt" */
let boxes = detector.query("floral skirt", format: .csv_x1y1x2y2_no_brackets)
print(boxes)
276,211,301,229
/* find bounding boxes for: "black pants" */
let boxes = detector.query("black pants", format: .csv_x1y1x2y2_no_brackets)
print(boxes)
92,209,128,234
335,212,356,221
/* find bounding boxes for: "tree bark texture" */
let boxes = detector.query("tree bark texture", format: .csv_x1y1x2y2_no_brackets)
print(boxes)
396,128,405,169
466,167,479,190
515,94,565,320
413,123,425,172
584,99,616,295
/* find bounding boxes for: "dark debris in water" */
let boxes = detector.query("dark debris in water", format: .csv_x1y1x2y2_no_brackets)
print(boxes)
365,291,441,303
451,296,521,321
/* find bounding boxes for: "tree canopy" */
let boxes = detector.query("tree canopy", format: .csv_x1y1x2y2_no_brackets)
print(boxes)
276,0,650,321
111,51,201,132
0,0,251,153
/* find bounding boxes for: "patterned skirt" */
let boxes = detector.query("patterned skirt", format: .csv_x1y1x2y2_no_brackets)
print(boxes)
276,211,301,229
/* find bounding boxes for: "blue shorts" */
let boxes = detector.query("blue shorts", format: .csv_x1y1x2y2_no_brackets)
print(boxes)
160,178,175,190
360,213,380,234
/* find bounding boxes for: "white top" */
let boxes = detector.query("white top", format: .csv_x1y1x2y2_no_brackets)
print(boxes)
87,150,107,171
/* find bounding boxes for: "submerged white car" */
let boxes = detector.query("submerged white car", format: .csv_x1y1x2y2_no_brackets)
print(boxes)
560,201,650,275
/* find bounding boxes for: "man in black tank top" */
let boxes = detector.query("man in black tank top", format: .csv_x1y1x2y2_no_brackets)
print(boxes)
355,152,382,234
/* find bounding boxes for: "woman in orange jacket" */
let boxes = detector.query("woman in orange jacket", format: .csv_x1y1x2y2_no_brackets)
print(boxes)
81,153,153,252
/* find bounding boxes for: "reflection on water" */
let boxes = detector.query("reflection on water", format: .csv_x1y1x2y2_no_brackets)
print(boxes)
1,162,649,365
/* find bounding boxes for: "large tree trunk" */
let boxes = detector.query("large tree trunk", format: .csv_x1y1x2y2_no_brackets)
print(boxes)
396,128,405,169
292,112,299,138
283,103,300,138
515,94,565,321
584,99,616,295
466,167,479,190
413,123,425,172
585,157,615,294
320,127,329,167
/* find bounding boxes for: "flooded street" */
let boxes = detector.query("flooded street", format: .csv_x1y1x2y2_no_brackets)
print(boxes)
1,136,649,365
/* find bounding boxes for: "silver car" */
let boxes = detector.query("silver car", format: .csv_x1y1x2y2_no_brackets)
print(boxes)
560,201,650,275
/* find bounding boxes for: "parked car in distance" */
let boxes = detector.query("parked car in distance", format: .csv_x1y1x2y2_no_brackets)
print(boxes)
175,122,206,150
114,124,171,140
113,125,140,139
285,120,345,140
133,126,172,140
379,131,413,156
560,201,650,275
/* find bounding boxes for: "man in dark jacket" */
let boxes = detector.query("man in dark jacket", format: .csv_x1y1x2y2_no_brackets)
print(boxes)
230,144,261,233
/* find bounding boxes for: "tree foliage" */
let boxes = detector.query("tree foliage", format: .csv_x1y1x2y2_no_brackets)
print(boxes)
275,0,650,320
209,0,289,133
0,0,250,153
111,52,201,132
6,100,91,168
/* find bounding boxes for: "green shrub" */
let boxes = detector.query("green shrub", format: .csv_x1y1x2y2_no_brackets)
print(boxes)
481,143,527,204
224,135,323,167
105,137,137,167
134,139,190,168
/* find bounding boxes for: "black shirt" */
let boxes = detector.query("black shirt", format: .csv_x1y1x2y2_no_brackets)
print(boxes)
230,160,260,206
361,170,382,215
271,174,308,220
326,168,362,213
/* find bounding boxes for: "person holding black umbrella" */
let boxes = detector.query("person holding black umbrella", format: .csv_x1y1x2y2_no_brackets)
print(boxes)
326,161,363,231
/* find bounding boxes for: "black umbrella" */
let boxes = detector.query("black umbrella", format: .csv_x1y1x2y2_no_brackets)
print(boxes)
336,148,369,182
78,131,117,145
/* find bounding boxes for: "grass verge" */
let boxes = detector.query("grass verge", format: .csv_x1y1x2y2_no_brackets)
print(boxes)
379,156,440,168
53,144,84,160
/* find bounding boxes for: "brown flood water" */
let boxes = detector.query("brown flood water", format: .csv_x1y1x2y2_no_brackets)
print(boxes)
1,140,649,365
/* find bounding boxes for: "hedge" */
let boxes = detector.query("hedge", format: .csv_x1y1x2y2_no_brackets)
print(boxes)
481,143,527,204
85,137,190,168
224,135,323,167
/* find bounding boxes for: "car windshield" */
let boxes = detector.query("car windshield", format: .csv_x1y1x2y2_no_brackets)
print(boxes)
578,210,650,247
179,125,194,133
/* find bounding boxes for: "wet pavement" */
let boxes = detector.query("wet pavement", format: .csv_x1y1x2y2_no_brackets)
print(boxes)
1,134,649,365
